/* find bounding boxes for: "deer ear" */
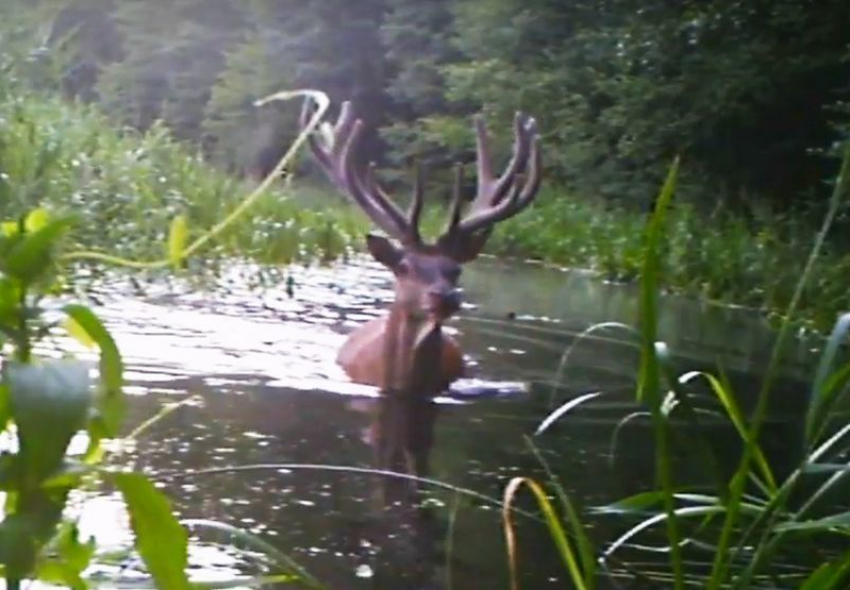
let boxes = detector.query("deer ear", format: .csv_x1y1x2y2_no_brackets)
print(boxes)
365,233,404,270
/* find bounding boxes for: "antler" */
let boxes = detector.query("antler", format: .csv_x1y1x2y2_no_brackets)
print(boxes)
300,99,424,246
301,99,541,258
436,113,541,262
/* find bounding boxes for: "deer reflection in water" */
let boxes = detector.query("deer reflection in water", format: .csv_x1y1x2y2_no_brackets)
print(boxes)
347,395,441,588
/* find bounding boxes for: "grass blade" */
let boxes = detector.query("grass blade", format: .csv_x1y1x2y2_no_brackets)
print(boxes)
525,438,597,582
503,477,592,590
807,312,850,444
535,391,601,435
635,159,685,590
679,370,776,491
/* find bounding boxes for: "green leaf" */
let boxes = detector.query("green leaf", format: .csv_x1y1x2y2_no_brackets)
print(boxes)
64,317,96,349
4,217,74,283
503,477,592,590
7,360,92,483
636,158,678,404
24,208,50,233
113,472,191,590
36,523,94,590
0,513,39,582
679,370,776,491
1,221,19,237
800,549,850,590
63,305,124,436
167,215,188,268
775,511,850,533
806,313,850,443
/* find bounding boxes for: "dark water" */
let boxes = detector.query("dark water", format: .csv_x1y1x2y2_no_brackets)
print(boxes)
59,257,821,589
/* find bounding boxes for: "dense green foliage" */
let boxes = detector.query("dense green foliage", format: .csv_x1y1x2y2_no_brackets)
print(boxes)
0,94,363,268
1,0,849,333
0,207,202,587
487,190,850,330
36,0,850,208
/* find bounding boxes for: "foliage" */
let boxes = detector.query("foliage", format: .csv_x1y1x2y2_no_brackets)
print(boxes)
442,0,850,208
0,206,192,588
486,186,850,333
504,148,850,589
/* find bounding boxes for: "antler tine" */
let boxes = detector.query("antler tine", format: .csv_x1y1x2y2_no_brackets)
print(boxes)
335,123,411,241
435,115,541,261
301,99,415,242
445,163,465,235
362,162,412,241
454,131,541,236
406,161,425,245
469,112,533,212
300,98,358,188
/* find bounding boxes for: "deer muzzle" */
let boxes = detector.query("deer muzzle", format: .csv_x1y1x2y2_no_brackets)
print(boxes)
426,289,461,320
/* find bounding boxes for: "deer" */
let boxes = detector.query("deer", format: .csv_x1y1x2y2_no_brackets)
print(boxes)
301,99,542,399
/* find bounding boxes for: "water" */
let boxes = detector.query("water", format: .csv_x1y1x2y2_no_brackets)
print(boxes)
59,257,820,588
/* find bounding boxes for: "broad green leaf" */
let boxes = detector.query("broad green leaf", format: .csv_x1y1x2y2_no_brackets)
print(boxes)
1,221,19,237
64,317,96,349
35,561,86,590
63,305,122,393
36,523,94,590
0,384,10,432
24,208,49,233
0,513,39,581
167,215,188,268
113,472,191,590
7,360,92,483
63,305,124,436
4,217,74,283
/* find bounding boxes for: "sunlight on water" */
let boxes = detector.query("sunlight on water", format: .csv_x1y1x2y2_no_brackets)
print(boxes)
24,257,810,588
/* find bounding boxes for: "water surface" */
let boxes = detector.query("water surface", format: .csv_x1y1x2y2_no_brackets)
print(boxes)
66,257,819,588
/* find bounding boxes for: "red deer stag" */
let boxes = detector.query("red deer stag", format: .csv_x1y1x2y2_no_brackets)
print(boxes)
302,100,541,397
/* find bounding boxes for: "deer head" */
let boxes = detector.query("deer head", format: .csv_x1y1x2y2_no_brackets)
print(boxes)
301,100,541,325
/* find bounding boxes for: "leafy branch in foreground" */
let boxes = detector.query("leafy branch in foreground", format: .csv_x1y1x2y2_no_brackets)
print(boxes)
0,90,334,589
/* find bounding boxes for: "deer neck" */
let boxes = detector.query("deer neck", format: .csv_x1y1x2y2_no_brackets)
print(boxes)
381,303,444,395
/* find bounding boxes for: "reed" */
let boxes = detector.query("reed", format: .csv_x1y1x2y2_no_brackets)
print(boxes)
504,145,850,589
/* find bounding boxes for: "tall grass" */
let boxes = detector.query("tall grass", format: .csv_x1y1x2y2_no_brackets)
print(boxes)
504,146,850,589
0,95,369,270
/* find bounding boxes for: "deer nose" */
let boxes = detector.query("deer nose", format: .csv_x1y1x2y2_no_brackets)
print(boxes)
427,289,461,318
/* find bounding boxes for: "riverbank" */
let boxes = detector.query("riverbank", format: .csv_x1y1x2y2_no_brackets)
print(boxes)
487,188,850,333
1,91,845,333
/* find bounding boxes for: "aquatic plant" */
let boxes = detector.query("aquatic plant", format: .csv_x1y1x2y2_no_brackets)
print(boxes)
504,145,850,589
0,204,326,588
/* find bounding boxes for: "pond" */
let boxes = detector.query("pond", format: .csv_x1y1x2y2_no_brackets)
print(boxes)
63,257,821,589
